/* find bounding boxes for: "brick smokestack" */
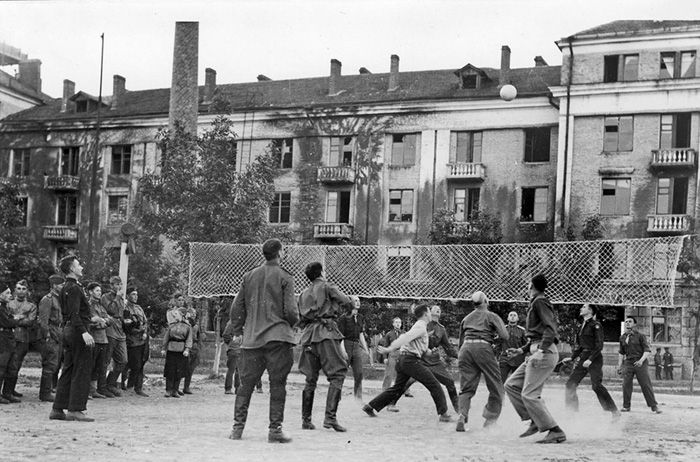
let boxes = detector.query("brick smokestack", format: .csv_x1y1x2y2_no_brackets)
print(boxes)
204,68,216,104
388,54,400,91
169,21,199,133
18,59,41,93
111,75,126,110
534,56,548,67
329,59,341,95
61,79,75,113
500,45,511,86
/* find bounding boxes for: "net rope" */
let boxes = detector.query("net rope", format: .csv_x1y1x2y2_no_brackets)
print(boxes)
189,236,689,307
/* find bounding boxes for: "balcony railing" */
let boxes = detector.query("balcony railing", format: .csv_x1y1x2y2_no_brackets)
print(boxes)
446,163,485,180
313,223,354,239
43,225,79,241
650,148,696,168
647,215,691,234
44,175,80,190
317,166,356,183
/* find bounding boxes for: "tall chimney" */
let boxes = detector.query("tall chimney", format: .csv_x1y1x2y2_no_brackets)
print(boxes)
500,46,511,86
169,21,199,133
61,79,75,113
534,56,548,67
204,68,216,104
111,75,126,110
388,54,400,91
18,59,41,93
328,59,341,95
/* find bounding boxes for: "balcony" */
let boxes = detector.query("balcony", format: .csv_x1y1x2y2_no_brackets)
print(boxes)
44,175,80,191
446,163,485,180
650,148,696,169
313,223,354,239
43,226,79,242
647,215,691,234
317,166,356,184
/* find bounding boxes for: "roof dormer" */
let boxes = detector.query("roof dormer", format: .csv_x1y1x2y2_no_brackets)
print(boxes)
69,91,108,113
454,64,490,90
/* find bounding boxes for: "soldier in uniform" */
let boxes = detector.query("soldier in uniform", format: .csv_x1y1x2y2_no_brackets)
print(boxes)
497,311,527,383
123,287,149,396
37,274,65,402
2,279,37,402
663,347,674,380
183,307,202,394
563,304,620,421
618,316,661,414
101,276,126,397
0,286,19,404
297,261,351,432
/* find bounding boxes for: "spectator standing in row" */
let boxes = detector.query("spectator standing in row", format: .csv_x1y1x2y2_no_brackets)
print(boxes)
161,312,193,398
3,279,37,401
50,256,95,422
654,347,663,380
86,283,111,399
123,287,149,397
0,286,19,405
663,347,674,380
223,320,240,395
183,307,201,394
337,295,372,400
102,276,126,398
37,274,64,402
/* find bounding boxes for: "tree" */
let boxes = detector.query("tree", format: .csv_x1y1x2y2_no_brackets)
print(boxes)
138,116,285,257
0,180,55,293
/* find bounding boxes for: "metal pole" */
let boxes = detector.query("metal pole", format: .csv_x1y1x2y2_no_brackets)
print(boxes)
118,241,129,287
86,33,104,271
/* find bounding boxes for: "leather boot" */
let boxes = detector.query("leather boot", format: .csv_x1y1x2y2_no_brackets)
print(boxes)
40,374,55,402
301,389,315,429
3,376,18,398
323,387,347,432
183,375,192,394
90,381,105,399
233,388,253,433
165,378,173,398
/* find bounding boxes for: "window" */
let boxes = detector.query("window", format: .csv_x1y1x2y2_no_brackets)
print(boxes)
660,51,696,79
57,195,78,226
603,116,633,152
454,188,480,222
329,137,354,167
453,131,482,163
652,307,681,343
271,139,293,169
387,247,412,280
659,114,691,149
269,192,291,224
524,127,550,162
600,178,631,216
111,145,132,175
389,189,413,222
107,195,128,225
61,147,80,176
521,187,548,222
12,149,30,177
325,191,351,223
17,197,28,227
390,134,418,167
461,74,478,89
604,54,639,82
656,177,688,215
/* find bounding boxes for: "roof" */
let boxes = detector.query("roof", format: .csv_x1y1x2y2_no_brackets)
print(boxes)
0,65,560,125
0,68,50,104
567,20,700,40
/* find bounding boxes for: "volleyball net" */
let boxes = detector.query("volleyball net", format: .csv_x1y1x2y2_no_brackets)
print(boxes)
189,235,690,307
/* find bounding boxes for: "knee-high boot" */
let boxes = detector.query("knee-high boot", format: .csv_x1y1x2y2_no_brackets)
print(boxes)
301,389,315,429
323,387,347,432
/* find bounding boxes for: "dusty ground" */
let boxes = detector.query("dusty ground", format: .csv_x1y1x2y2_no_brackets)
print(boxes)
1,367,699,462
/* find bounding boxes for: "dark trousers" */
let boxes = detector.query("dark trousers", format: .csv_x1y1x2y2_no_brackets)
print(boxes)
398,361,458,411
457,343,504,423
90,343,108,391
233,342,294,431
500,361,520,384
622,361,657,409
54,327,93,412
655,365,663,380
41,338,60,398
368,353,447,415
126,344,146,392
299,339,348,423
664,366,674,380
105,337,128,389
564,357,617,413
225,349,241,392
2,340,30,396
184,348,200,390
0,337,16,396
343,339,364,399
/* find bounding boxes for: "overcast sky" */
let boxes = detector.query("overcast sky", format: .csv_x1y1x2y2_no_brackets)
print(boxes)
1,0,699,98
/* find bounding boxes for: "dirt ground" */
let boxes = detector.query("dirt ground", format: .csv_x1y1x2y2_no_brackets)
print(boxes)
1,367,699,462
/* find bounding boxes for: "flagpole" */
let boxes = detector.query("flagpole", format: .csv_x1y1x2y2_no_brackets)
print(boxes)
86,33,104,272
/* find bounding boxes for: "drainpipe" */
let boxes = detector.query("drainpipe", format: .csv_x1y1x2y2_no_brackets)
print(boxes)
431,130,438,226
561,36,574,229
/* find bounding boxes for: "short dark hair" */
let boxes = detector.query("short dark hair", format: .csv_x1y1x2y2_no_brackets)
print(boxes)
626,316,637,325
588,304,598,316
86,282,101,292
531,274,548,293
262,238,283,261
413,304,430,319
109,275,122,284
126,286,137,295
15,279,28,289
304,262,323,281
58,256,77,275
